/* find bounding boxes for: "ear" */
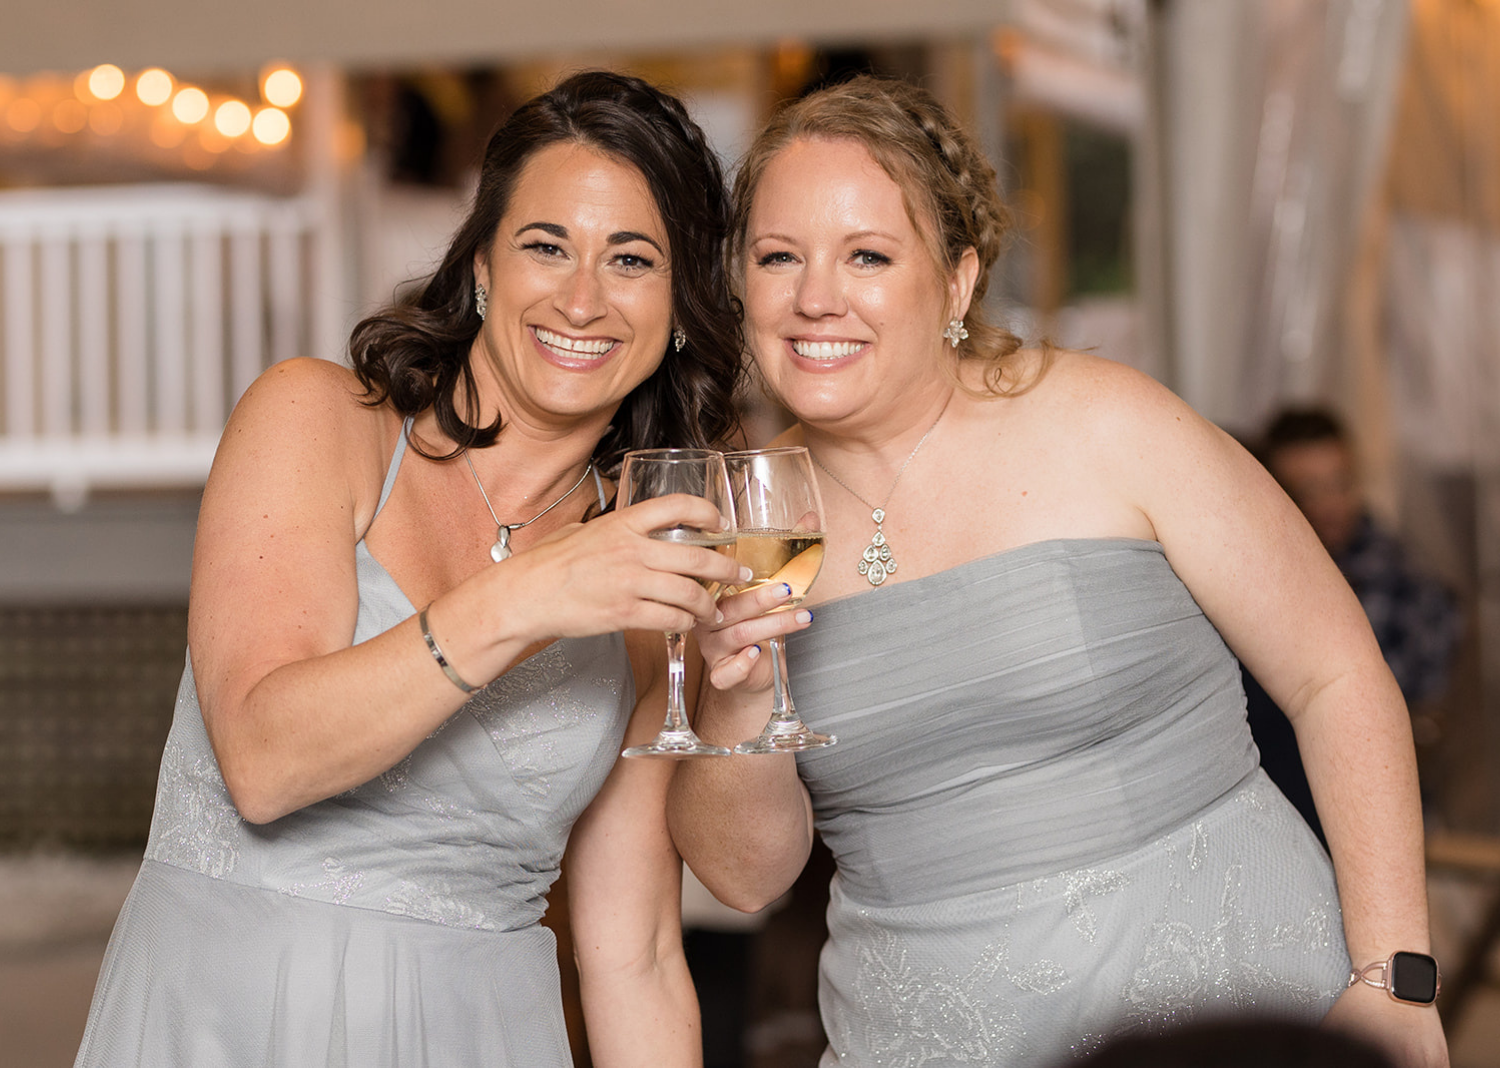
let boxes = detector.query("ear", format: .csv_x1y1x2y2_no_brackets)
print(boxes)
948,247,980,322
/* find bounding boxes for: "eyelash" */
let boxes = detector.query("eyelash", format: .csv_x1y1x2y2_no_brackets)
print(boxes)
756,251,796,268
521,242,655,270
852,250,890,267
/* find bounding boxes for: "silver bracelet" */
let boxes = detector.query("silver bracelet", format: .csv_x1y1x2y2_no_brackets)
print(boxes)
419,603,478,695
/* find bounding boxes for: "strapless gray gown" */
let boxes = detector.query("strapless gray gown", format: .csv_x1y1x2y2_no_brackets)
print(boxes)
75,429,631,1067
785,539,1348,1068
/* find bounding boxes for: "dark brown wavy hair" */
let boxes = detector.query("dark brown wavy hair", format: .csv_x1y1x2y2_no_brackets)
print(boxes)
349,70,742,468
731,74,1029,395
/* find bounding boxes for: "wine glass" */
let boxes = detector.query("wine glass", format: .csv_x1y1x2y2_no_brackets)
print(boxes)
724,447,836,754
617,448,737,759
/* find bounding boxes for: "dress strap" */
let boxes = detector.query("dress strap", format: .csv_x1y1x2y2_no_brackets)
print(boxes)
373,416,413,520
591,465,608,512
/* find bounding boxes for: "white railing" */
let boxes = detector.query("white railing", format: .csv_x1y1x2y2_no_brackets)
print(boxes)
0,184,325,506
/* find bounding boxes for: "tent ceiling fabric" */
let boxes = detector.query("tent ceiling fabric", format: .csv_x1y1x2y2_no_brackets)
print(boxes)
5,0,1011,75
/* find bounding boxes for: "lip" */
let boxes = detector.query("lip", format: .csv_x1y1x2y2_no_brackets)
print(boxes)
785,336,870,371
530,325,621,369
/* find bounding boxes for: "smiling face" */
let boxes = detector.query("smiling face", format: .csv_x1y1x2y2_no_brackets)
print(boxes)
472,141,673,433
741,137,975,434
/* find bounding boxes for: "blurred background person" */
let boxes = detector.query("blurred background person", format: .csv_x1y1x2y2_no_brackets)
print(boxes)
1244,406,1461,844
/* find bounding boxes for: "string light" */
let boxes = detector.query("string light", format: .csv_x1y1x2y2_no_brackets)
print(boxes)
261,67,303,109
171,86,209,125
87,65,125,101
252,106,290,146
136,69,174,107
214,99,252,138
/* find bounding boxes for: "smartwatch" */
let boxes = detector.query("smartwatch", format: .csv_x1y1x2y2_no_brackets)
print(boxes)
1348,951,1441,1005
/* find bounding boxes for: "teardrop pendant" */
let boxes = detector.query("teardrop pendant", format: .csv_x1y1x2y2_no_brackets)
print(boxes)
855,507,897,586
490,525,514,563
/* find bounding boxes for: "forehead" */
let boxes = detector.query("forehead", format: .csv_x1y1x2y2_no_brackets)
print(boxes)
750,137,918,234
506,141,664,231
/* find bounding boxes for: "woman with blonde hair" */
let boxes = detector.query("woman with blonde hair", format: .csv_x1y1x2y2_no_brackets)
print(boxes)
671,75,1446,1068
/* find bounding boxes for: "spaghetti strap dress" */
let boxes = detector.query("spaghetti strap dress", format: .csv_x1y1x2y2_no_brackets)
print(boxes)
785,539,1349,1068
75,423,630,1067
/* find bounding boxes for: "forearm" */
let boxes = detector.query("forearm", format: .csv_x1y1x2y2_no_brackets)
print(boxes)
668,685,814,912
579,949,702,1068
1291,668,1430,962
201,574,540,822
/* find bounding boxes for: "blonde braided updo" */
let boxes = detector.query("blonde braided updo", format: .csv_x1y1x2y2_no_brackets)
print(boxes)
730,74,1023,393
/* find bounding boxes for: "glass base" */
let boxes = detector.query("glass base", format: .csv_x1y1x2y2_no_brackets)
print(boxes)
734,728,837,755
622,733,732,759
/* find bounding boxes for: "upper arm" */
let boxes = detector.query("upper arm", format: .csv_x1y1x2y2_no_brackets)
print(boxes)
1099,369,1388,717
189,358,387,738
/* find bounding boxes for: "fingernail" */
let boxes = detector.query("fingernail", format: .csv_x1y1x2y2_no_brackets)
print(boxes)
747,645,761,660
780,583,793,597
740,566,754,582
715,609,724,624
795,609,813,624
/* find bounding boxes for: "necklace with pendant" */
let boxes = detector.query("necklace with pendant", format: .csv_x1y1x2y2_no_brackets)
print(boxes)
809,397,950,587
463,451,594,562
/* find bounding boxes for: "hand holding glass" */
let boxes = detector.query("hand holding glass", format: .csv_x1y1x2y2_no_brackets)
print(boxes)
724,447,836,754
617,449,737,758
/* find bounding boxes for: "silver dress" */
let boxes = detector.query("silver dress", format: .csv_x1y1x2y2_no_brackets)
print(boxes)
76,428,630,1067
787,539,1348,1068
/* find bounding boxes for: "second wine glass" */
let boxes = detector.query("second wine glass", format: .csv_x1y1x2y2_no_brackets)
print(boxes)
724,447,836,754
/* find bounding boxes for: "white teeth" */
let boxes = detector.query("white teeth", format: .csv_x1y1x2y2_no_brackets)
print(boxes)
792,340,863,360
535,327,615,357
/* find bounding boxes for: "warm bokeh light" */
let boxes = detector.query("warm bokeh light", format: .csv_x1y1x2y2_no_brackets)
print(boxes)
171,86,209,125
52,99,87,134
87,64,125,101
261,67,302,108
88,103,123,136
6,98,41,133
214,99,252,138
149,113,186,148
0,75,16,106
251,106,290,146
198,126,231,154
136,68,174,107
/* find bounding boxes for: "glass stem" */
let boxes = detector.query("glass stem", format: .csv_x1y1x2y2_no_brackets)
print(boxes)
767,634,801,731
663,631,690,734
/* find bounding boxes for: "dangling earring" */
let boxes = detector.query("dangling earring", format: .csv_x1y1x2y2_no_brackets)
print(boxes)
475,283,488,321
672,327,687,352
943,318,968,349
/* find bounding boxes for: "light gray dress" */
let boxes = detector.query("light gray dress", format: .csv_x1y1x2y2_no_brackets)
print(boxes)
786,539,1348,1068
75,428,630,1067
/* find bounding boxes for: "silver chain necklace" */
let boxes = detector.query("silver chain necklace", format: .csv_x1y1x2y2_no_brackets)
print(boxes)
810,397,951,587
463,451,593,562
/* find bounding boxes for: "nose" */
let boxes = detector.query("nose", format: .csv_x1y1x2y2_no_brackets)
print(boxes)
792,257,845,319
558,265,607,326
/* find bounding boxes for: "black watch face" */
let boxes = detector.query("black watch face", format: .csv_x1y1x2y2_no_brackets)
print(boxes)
1390,951,1439,1004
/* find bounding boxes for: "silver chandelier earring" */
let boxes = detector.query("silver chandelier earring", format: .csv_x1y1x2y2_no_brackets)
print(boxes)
943,318,969,348
475,283,488,321
672,327,687,352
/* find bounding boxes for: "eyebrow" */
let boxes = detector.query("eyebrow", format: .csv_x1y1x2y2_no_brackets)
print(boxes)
515,222,665,255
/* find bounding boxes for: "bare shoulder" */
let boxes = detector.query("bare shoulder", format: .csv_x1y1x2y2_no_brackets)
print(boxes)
1022,348,1243,467
227,357,376,436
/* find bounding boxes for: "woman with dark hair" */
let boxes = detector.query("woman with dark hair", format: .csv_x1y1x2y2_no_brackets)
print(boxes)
75,70,742,1067
671,76,1445,1068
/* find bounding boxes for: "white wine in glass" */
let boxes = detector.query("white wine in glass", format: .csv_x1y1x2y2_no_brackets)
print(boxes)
618,448,736,759
724,448,836,754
